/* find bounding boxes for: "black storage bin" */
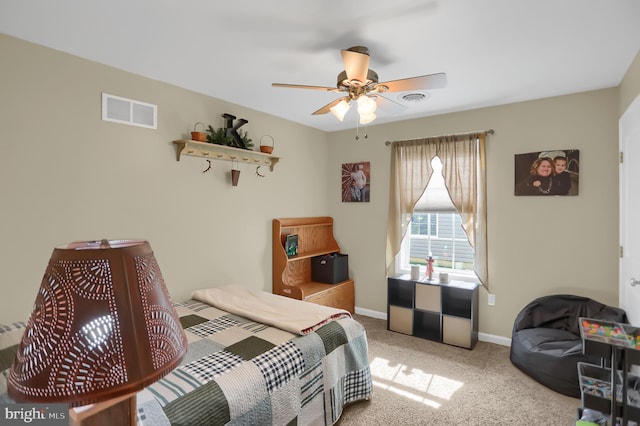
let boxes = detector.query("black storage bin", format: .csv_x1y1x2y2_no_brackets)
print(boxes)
312,253,349,284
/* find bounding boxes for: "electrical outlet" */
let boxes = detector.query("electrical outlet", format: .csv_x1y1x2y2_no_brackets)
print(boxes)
488,294,496,306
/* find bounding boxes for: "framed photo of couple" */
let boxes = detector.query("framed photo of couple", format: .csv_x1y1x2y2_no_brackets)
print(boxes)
514,149,579,196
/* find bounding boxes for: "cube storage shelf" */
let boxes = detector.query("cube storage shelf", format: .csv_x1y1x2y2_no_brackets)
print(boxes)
388,275,479,349
578,317,640,424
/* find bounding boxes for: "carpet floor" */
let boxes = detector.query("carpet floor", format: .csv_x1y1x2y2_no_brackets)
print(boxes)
337,314,580,425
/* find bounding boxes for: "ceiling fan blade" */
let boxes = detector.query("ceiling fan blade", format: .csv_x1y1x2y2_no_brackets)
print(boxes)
375,73,447,93
375,94,408,115
341,47,370,84
272,83,341,92
312,97,350,115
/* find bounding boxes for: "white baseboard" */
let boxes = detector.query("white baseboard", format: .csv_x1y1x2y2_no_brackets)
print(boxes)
354,306,387,320
354,306,512,347
478,332,511,347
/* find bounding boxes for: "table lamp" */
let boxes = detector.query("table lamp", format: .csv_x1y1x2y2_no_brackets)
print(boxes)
7,239,187,425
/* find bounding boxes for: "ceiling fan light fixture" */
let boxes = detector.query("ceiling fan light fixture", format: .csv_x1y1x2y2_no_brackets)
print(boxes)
330,99,350,121
272,46,447,128
359,112,376,125
357,95,377,115
356,95,377,124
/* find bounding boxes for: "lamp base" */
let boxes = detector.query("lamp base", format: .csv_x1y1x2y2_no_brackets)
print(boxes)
70,393,136,426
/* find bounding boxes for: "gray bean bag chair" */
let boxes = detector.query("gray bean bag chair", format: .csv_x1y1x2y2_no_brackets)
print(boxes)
510,294,627,397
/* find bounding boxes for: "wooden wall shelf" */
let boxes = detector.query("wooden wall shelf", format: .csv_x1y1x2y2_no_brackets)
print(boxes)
172,140,280,170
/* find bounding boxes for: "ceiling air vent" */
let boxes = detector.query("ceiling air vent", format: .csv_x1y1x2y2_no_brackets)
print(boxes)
102,93,157,129
400,92,430,103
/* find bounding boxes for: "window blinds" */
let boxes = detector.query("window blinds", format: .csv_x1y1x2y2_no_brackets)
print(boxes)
413,157,456,212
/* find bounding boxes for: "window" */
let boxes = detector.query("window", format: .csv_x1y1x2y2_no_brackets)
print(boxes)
405,213,474,270
397,157,476,279
387,133,487,288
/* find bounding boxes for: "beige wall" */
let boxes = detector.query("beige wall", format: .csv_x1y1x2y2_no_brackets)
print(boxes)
620,49,640,114
0,34,330,324
2,34,637,340
329,89,621,338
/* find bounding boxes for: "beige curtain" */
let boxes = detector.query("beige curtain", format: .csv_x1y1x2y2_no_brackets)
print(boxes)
386,133,488,289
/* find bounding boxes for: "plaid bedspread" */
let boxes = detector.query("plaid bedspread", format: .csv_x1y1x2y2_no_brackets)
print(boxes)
136,299,372,425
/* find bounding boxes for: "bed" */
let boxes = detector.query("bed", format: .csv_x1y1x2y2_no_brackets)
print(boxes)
1,287,372,425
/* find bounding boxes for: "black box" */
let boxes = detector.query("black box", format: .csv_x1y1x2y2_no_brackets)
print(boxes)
311,253,349,284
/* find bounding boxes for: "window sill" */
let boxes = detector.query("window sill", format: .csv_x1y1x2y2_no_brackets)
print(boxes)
397,267,478,284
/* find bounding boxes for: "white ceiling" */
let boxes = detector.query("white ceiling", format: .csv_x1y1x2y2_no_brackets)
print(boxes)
2,0,640,132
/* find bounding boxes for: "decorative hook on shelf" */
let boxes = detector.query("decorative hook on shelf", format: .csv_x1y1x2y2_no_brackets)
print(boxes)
202,159,212,173
256,166,265,178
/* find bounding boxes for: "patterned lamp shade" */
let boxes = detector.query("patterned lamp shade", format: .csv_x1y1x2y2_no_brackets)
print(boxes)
7,239,187,408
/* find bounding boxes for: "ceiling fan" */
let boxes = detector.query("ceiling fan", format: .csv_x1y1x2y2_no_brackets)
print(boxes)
272,46,447,125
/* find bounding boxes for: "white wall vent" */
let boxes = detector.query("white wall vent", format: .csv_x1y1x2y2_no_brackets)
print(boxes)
102,93,157,129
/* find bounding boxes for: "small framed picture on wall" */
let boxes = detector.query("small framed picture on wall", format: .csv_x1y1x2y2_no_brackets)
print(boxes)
342,162,370,202
514,149,579,196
